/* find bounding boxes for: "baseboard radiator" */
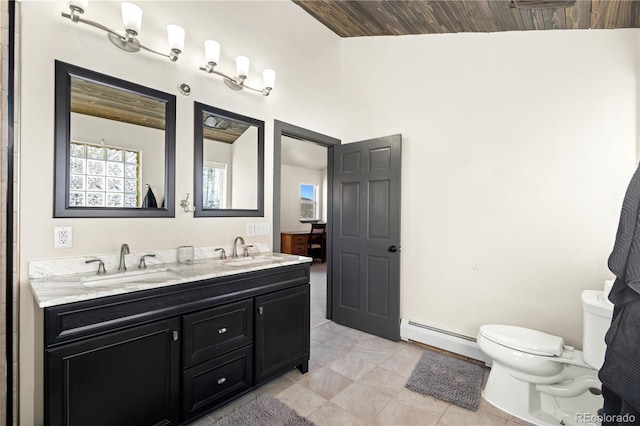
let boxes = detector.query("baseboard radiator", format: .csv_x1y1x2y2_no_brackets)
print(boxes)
400,318,492,365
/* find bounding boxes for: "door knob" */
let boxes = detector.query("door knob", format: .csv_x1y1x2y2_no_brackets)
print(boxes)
388,245,400,253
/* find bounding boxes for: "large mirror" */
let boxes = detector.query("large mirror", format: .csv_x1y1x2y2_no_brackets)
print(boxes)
54,60,176,218
194,102,264,217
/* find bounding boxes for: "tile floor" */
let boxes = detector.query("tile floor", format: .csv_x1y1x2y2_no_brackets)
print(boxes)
192,321,534,426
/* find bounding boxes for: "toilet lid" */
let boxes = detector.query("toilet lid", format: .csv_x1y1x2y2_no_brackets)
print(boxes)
479,325,564,357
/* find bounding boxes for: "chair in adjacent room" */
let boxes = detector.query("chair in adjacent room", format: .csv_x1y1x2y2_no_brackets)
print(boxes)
307,223,327,263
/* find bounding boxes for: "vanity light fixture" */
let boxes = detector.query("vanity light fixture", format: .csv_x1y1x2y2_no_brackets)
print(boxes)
62,0,185,62
199,40,276,96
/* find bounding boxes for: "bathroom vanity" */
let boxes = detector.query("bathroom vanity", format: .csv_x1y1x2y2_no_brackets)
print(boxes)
30,253,311,426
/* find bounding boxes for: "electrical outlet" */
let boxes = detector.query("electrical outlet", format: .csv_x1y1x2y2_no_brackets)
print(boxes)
54,226,73,248
246,222,255,237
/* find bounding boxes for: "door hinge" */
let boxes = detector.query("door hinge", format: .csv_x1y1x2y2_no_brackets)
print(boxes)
258,306,264,315
172,330,179,341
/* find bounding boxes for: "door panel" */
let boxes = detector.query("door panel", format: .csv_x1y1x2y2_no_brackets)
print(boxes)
339,252,360,309
369,180,390,238
332,135,401,341
368,256,390,317
341,182,360,235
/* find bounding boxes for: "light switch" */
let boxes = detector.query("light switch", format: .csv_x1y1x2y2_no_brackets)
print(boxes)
255,223,270,236
246,222,255,237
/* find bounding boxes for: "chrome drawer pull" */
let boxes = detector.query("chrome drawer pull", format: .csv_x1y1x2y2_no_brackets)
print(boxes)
218,327,227,334
217,377,227,385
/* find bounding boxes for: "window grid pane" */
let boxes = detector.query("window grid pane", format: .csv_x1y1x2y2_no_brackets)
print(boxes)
68,142,141,207
203,164,226,209
300,184,317,220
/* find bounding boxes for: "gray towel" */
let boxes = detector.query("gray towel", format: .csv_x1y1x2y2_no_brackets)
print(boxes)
142,185,157,209
599,163,640,411
607,164,640,305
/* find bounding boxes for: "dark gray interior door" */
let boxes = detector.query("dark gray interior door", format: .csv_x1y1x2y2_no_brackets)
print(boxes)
331,134,401,341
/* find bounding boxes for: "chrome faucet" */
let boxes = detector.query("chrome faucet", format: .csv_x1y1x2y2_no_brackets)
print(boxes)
138,254,155,269
118,243,130,271
86,258,106,275
232,236,245,258
215,248,227,259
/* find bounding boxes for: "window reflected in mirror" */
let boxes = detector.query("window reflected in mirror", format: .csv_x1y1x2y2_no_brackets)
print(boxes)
68,141,141,207
194,102,264,217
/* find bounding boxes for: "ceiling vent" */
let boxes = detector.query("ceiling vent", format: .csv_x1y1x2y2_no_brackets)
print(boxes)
511,0,576,9
204,115,231,130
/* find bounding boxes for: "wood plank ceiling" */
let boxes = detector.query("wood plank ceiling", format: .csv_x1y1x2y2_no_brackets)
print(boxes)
292,0,640,37
72,78,247,144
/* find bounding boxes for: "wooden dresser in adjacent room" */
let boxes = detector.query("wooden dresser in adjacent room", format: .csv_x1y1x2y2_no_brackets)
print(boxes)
280,231,309,256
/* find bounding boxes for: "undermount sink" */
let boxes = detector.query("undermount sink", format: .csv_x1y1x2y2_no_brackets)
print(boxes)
81,268,179,287
223,256,283,267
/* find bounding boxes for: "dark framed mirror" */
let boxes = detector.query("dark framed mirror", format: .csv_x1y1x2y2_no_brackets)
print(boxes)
54,60,176,218
194,102,264,217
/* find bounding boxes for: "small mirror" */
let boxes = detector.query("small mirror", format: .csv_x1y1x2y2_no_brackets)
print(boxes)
54,61,176,218
194,102,264,217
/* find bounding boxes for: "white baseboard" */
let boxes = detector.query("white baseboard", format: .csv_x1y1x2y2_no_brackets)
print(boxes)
400,318,492,365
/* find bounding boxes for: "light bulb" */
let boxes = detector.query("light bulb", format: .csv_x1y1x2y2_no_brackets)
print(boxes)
263,69,276,89
204,40,220,65
68,0,88,12
167,24,185,52
236,56,250,79
121,2,142,35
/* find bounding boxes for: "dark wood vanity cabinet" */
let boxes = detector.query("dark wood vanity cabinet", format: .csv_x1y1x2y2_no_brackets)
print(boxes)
43,263,310,426
255,285,310,384
46,318,181,426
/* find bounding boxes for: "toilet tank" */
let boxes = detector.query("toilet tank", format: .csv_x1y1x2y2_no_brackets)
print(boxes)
581,290,614,369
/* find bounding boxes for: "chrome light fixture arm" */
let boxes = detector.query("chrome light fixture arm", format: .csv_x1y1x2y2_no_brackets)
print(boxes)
139,43,181,62
200,62,273,96
62,3,183,62
62,11,123,40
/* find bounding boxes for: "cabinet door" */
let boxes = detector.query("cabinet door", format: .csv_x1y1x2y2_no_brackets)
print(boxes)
46,318,180,426
254,285,310,384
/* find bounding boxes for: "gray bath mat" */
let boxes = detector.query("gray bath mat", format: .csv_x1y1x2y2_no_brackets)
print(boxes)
212,394,314,426
405,351,485,411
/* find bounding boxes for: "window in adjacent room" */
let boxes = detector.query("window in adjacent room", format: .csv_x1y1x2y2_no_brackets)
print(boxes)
68,141,141,207
203,162,227,209
300,183,318,221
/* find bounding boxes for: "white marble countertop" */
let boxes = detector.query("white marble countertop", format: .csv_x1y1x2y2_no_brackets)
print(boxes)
29,252,312,308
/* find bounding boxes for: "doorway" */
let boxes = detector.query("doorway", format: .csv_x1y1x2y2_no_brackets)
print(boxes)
272,121,340,325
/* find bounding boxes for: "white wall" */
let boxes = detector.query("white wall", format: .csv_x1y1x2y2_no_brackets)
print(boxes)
18,1,341,423
339,30,639,348
71,113,166,202
231,126,258,209
204,138,233,207
280,164,323,232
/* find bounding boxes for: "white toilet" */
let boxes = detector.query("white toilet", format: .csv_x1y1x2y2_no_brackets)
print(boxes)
478,290,614,426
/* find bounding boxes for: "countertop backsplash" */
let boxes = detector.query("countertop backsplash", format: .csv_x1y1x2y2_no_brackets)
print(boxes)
27,242,314,309
28,242,272,279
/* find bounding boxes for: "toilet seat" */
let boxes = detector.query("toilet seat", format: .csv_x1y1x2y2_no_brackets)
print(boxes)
479,325,564,357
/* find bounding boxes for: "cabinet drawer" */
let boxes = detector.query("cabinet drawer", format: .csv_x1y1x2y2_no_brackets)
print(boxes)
182,345,253,421
291,235,308,245
183,299,253,368
292,244,307,255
